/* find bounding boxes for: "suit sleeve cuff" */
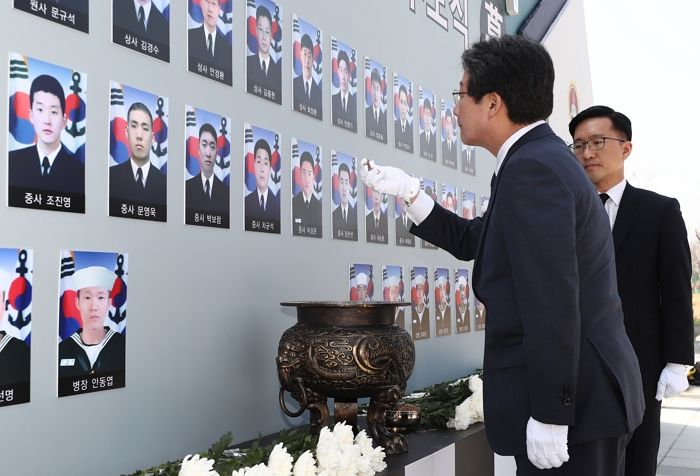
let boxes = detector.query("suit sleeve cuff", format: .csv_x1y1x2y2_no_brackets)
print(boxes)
406,191,434,225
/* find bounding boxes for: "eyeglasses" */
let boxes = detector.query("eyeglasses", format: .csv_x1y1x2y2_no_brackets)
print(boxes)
569,137,627,155
452,90,469,103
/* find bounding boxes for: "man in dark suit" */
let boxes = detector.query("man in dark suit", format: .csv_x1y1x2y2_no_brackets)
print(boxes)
410,274,430,340
362,35,645,474
244,138,279,225
331,50,356,131
246,5,281,103
569,105,695,476
442,108,458,167
332,162,357,240
394,84,413,153
113,0,168,44
365,68,387,143
419,97,437,161
188,0,232,80
109,102,166,205
9,74,84,195
365,187,388,244
292,151,322,234
185,123,229,214
395,198,414,247
461,145,476,175
293,34,322,118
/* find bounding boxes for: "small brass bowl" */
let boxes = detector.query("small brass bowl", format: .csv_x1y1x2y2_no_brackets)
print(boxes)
385,404,421,433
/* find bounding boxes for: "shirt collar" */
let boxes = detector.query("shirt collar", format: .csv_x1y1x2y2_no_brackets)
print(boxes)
601,179,627,206
36,143,62,166
203,25,217,48
200,172,213,188
133,0,151,22
130,158,151,181
494,120,546,176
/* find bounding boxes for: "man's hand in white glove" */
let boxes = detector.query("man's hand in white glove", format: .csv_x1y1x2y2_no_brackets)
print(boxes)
656,363,689,400
526,417,569,469
360,158,420,203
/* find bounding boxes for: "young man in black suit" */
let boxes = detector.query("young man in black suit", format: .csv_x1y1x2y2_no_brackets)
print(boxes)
419,97,437,161
365,68,387,143
291,151,321,236
113,0,168,44
331,162,357,240
394,84,413,153
569,105,695,476
246,5,281,103
185,123,229,215
244,138,279,229
362,35,645,475
293,34,322,119
331,50,356,131
442,108,458,167
188,0,232,82
365,187,387,244
9,74,84,196
394,198,414,247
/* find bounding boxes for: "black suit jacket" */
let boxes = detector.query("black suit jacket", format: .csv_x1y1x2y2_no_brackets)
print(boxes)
188,26,232,74
394,119,414,153
613,184,694,403
365,106,387,142
247,54,281,99
442,139,458,167
411,124,645,455
419,130,437,160
109,160,166,204
331,91,357,130
113,0,168,43
185,174,229,213
292,192,322,229
0,335,30,386
9,144,84,193
365,210,388,243
395,214,414,246
244,188,279,222
293,76,322,117
332,204,357,237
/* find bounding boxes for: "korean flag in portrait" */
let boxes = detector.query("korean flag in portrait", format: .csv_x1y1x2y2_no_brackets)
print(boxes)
330,37,357,132
58,250,128,397
109,82,169,222
7,53,86,213
291,138,322,238
246,0,283,104
0,248,33,406
420,177,438,249
393,73,413,154
244,123,281,233
187,0,233,85
292,15,322,120
455,268,471,334
441,182,458,214
383,265,405,329
410,266,430,341
349,263,373,302
441,98,458,169
364,57,388,144
331,150,358,242
434,267,452,337
185,105,231,228
419,87,437,161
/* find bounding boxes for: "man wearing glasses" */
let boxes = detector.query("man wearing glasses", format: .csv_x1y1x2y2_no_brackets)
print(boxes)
569,105,694,476
361,35,644,475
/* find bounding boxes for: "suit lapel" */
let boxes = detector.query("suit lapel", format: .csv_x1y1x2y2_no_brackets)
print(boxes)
612,183,641,253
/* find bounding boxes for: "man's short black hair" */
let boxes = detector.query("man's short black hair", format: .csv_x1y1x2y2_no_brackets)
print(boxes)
299,151,314,169
568,105,632,141
445,108,452,118
399,84,407,99
30,74,65,113
337,50,350,69
370,68,381,85
127,102,153,126
338,162,350,178
256,5,272,24
253,138,271,161
300,34,313,52
423,98,431,111
199,123,217,141
461,35,554,124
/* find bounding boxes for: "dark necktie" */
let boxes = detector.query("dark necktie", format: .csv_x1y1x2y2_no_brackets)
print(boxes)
343,208,347,222
136,167,145,189
375,110,379,124
205,179,210,199
342,96,346,111
262,60,267,76
490,173,496,189
305,82,309,99
599,193,610,205
138,6,146,32
375,218,379,228
402,123,405,134
207,33,213,58
305,200,310,208
260,194,265,210
42,156,50,176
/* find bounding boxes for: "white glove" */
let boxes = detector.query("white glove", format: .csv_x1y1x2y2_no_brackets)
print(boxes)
656,363,689,400
526,417,569,469
360,158,420,203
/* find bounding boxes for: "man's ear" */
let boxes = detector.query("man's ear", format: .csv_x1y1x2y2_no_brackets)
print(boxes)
622,141,633,160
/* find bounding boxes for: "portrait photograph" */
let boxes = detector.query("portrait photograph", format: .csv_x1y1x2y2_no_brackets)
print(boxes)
109,82,168,222
7,54,86,213
410,266,430,341
475,298,486,331
364,57,387,144
480,194,490,217
331,150,358,241
58,250,128,397
462,189,477,219
383,265,406,329
291,138,322,238
0,248,32,407
455,268,471,334
395,195,414,248
14,0,89,33
244,123,281,233
292,15,322,120
442,183,458,214
393,73,414,153
330,38,357,132
349,263,373,302
365,184,388,245
420,178,438,249
184,105,231,228
461,144,476,175
113,0,170,62
418,87,437,161
187,0,233,85
246,0,282,104
441,98,458,168
434,267,451,337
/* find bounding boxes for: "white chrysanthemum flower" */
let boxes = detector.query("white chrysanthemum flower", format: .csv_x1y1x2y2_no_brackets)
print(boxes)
242,463,275,476
336,441,362,476
353,430,373,455
331,422,355,448
365,446,387,472
447,374,485,430
179,454,219,476
267,443,293,476
315,427,342,472
292,450,317,476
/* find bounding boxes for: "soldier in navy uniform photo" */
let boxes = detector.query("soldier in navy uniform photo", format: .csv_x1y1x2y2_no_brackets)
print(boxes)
435,272,452,336
395,197,414,247
455,273,471,333
113,0,170,61
292,27,322,119
442,107,458,168
331,160,357,241
419,97,437,161
246,2,282,103
411,271,430,340
185,123,229,217
188,0,232,85
0,268,30,406
365,186,388,244
461,144,476,175
394,81,413,153
331,47,356,131
244,137,280,231
365,67,387,143
291,149,322,237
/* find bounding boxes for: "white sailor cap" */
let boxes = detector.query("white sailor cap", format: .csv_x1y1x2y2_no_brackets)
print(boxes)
436,274,447,286
414,274,425,286
73,266,114,291
457,275,467,288
356,272,368,287
386,275,400,287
